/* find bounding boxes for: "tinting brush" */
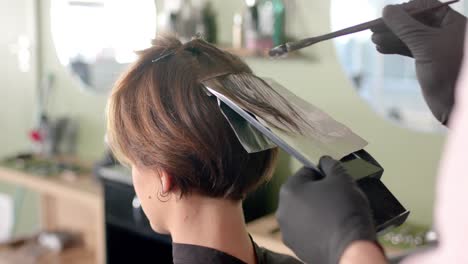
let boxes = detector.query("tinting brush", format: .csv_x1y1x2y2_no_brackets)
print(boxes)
269,0,459,57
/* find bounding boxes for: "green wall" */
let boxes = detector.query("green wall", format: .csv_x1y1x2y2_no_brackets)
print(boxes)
0,0,40,236
1,0,444,235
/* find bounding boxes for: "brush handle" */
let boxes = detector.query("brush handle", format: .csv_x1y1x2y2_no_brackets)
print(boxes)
286,0,459,52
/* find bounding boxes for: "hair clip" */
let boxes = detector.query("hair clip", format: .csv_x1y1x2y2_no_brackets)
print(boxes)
152,34,204,63
152,50,176,63
192,32,204,40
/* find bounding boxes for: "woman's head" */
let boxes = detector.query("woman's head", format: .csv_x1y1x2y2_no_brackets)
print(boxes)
107,36,278,229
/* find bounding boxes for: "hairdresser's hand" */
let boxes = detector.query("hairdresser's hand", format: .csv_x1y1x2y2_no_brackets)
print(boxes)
277,156,381,264
371,0,466,125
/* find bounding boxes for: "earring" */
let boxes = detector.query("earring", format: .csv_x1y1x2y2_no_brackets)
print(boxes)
157,188,170,202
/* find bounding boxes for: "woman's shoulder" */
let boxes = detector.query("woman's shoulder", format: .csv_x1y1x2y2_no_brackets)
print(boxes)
253,242,303,264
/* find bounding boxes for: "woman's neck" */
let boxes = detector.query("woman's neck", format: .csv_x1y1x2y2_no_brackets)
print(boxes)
168,195,255,264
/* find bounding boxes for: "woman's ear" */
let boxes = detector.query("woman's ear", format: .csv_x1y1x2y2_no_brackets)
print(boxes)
160,171,173,193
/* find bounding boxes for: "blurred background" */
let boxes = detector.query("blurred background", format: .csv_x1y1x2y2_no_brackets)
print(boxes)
1,0,465,263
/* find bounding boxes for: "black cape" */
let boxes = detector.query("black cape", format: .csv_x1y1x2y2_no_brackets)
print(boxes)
172,241,303,264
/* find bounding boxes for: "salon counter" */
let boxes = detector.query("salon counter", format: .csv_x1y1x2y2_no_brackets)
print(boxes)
0,166,105,264
247,214,408,261
246,214,298,258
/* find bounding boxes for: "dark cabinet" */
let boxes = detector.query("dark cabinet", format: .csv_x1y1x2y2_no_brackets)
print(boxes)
101,177,173,264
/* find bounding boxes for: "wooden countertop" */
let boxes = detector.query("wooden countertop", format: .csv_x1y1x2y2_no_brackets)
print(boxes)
246,214,298,258
0,165,105,264
0,243,95,264
0,166,102,210
247,214,406,260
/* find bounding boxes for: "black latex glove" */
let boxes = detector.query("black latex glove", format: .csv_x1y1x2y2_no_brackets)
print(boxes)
371,0,467,125
277,156,378,264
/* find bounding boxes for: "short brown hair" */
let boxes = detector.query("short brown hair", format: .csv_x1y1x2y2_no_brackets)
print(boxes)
107,36,280,200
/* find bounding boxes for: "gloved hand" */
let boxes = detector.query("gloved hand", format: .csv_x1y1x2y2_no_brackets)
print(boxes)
277,156,379,264
371,0,467,125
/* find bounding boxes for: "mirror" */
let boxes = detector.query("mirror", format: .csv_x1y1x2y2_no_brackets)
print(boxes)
331,0,465,132
51,0,157,94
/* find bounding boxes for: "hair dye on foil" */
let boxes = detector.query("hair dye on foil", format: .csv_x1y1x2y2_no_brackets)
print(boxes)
202,73,368,164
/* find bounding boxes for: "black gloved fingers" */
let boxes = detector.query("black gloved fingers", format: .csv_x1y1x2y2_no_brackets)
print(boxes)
370,22,389,33
277,156,378,264
398,0,452,28
371,0,443,33
331,219,380,264
318,156,348,180
318,156,339,174
372,32,413,57
372,31,400,46
375,0,449,59
298,166,324,181
444,6,468,29
399,0,443,11
382,4,431,39
282,167,322,191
